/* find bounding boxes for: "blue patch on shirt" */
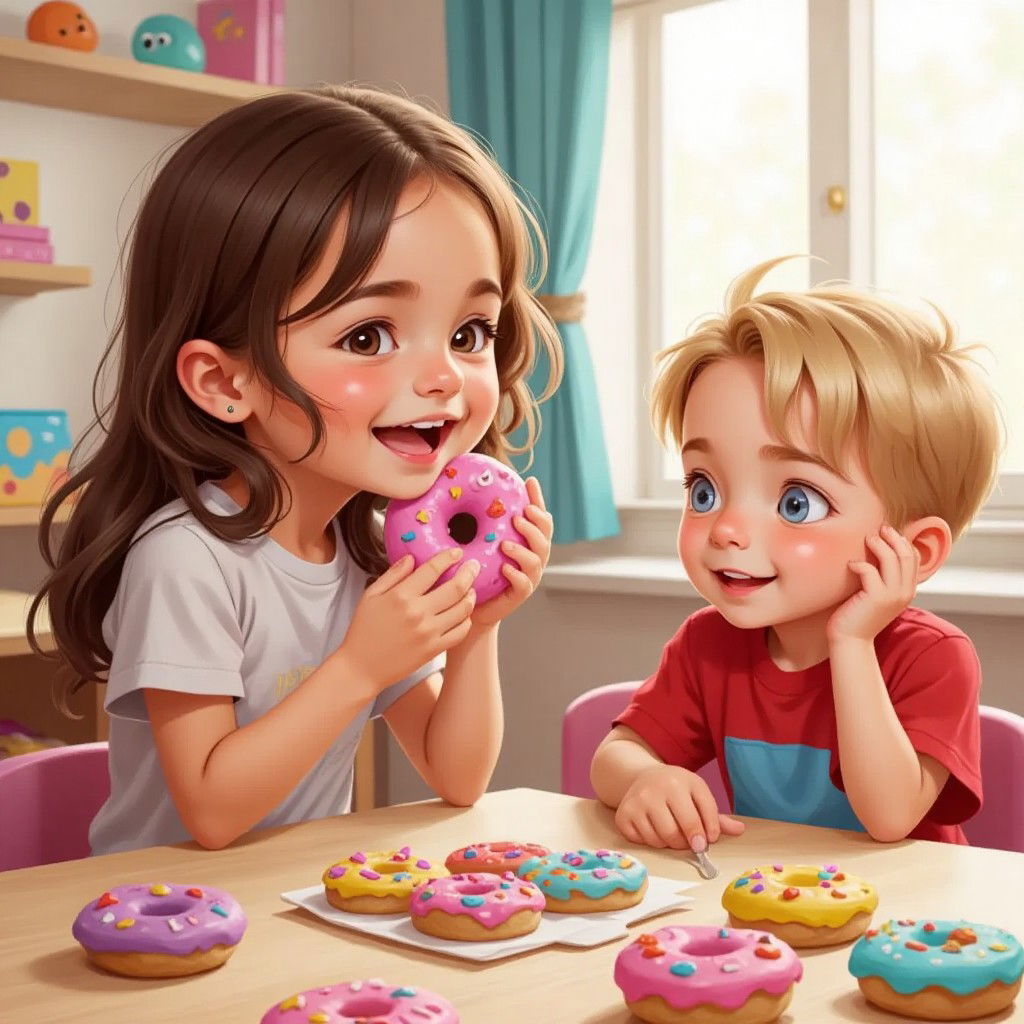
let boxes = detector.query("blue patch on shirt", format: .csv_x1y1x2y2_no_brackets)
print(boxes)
724,737,864,831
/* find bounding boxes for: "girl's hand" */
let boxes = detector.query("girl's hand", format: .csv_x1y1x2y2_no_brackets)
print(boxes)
827,524,920,646
615,764,745,852
470,476,552,628
339,548,479,689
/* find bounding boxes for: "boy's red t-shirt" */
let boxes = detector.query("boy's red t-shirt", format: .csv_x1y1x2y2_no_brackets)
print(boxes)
614,605,983,844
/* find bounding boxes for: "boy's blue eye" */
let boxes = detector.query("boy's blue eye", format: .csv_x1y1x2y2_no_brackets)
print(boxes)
686,473,719,514
339,323,396,355
778,485,830,523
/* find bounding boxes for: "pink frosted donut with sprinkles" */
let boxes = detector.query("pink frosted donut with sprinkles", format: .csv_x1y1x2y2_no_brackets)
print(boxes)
260,978,459,1024
71,882,246,977
410,870,546,942
614,925,803,1024
444,841,550,876
518,848,649,914
322,847,447,914
383,453,529,603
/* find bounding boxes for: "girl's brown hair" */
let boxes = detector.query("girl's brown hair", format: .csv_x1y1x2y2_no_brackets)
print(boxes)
30,84,563,708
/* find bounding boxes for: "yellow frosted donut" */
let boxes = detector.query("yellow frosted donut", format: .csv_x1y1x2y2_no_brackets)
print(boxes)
322,847,447,914
722,862,878,948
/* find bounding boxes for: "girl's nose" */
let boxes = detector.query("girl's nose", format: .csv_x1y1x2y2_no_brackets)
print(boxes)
413,346,463,399
708,508,751,550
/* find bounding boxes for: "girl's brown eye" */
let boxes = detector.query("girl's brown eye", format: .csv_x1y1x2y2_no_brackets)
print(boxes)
339,323,396,355
451,319,497,354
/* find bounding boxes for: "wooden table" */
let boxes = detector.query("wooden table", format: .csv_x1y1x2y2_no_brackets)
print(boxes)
2,788,1022,1023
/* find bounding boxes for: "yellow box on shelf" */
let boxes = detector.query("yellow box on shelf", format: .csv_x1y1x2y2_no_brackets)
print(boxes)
0,409,71,506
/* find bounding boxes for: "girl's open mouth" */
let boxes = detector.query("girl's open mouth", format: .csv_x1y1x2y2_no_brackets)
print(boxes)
372,418,457,460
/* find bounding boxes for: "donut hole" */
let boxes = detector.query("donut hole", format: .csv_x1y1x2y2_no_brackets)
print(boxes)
339,996,395,1016
139,898,194,917
455,882,496,896
375,863,414,875
447,512,478,545
682,934,748,957
912,927,952,947
781,870,823,888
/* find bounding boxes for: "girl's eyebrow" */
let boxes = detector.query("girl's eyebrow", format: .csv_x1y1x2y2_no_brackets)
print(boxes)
342,277,502,303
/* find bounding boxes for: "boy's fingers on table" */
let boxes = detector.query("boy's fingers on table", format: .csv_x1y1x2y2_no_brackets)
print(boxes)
648,804,690,850
690,784,722,844
718,814,747,835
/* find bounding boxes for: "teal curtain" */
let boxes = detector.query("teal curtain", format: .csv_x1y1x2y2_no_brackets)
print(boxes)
446,0,620,545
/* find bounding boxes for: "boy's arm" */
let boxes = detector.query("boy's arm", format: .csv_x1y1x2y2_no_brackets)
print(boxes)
590,725,667,808
830,638,949,841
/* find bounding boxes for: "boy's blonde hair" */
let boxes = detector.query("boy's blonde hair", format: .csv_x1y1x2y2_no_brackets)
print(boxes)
651,258,1004,540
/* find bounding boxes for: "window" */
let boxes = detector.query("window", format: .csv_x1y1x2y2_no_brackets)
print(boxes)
586,0,1024,517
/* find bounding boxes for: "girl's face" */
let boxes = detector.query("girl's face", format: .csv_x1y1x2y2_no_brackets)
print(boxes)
244,176,502,502
677,356,888,632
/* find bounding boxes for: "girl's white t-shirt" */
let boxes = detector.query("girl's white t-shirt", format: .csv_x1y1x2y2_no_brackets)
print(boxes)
88,482,441,855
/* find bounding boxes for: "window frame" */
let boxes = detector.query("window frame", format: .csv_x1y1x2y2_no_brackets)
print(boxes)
626,0,1024,519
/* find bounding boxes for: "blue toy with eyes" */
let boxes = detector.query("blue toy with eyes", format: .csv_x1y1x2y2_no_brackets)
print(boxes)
131,14,205,72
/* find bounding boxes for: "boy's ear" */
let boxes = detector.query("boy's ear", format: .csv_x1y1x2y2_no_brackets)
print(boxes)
177,339,248,422
902,516,953,583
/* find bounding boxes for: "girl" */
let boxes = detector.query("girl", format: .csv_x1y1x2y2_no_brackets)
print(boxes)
30,85,562,855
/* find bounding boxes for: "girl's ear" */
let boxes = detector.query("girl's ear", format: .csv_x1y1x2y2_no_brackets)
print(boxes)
177,339,249,422
902,515,953,583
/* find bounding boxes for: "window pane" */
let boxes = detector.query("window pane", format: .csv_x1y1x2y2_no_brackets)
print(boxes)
875,0,1024,475
661,0,809,479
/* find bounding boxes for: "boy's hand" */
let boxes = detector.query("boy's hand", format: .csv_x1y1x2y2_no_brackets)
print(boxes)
614,763,745,852
827,524,921,645
469,477,552,628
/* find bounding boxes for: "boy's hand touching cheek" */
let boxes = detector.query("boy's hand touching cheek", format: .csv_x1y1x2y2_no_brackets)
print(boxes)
615,764,745,852
827,524,921,645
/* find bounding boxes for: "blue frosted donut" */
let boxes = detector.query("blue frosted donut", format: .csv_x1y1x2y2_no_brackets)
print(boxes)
849,918,1023,1019
517,848,648,913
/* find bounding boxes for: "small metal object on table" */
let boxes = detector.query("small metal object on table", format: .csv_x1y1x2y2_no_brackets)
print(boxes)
693,848,718,880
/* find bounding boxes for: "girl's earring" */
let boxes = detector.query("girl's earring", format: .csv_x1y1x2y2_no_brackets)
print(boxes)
226,405,235,414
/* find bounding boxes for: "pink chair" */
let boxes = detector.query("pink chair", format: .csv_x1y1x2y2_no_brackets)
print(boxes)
0,742,109,872
562,682,1024,854
561,680,730,812
963,706,1024,853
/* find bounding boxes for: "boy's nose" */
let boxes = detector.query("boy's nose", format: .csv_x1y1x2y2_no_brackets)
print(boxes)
708,510,751,549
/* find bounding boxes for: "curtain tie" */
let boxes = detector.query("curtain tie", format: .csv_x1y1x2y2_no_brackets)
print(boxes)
537,291,585,323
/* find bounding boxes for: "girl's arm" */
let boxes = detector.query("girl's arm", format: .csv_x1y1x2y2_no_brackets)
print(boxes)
146,549,477,850
830,638,949,841
145,651,380,850
384,622,502,807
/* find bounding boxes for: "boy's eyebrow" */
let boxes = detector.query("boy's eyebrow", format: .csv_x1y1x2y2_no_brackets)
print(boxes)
760,443,852,484
342,278,502,303
681,437,852,484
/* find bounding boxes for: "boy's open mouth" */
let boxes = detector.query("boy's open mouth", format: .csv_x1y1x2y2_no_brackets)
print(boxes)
713,569,777,593
372,418,457,456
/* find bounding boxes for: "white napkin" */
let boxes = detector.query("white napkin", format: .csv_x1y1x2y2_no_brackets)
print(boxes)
280,874,696,963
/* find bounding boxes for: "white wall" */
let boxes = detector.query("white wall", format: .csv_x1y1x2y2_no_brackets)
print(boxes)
1,1,1019,810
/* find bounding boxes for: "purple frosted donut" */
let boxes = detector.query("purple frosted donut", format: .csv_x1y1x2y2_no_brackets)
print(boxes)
384,453,529,603
71,882,246,976
260,979,459,1023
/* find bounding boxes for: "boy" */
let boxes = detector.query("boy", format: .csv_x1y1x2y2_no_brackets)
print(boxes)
591,258,1003,849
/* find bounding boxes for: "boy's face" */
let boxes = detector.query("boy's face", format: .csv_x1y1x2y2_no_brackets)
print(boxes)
677,356,887,632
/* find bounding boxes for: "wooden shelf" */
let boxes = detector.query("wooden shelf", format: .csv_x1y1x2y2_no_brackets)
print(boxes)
0,260,91,295
0,503,71,527
0,589,52,658
0,35,281,128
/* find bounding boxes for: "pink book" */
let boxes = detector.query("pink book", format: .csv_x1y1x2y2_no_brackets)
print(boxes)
0,223,50,242
0,239,54,262
197,0,286,85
